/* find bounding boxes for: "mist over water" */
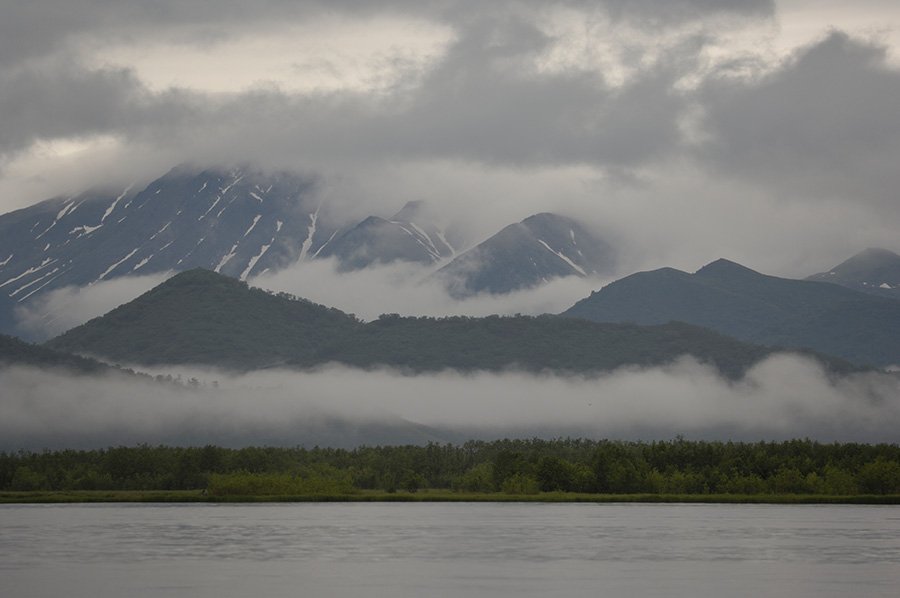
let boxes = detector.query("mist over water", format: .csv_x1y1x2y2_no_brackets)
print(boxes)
2,353,899,450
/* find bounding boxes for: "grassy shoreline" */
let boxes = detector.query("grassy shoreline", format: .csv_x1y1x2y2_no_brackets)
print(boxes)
3,489,899,505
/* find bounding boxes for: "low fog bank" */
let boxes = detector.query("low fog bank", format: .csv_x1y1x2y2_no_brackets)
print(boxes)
250,258,610,321
2,354,899,450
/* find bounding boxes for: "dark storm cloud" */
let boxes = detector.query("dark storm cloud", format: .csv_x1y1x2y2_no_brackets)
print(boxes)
0,62,149,156
380,16,691,167
0,1,777,188
699,31,900,207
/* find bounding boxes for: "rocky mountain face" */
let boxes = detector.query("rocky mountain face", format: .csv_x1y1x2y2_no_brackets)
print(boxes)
0,166,340,333
562,258,900,367
435,213,615,297
807,248,900,298
0,165,617,337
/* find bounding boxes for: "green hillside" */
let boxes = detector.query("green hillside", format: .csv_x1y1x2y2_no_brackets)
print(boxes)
312,314,794,378
45,269,856,377
47,269,362,368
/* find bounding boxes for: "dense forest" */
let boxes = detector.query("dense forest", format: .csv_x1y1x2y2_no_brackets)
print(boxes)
3,438,899,497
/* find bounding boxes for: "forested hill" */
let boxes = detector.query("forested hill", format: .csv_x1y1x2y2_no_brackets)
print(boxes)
45,269,857,377
47,269,362,368
310,315,788,378
1,333,112,373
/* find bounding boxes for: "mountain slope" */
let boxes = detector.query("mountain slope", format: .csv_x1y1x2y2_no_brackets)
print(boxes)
0,165,340,335
436,213,615,296
310,315,808,379
807,248,900,298
563,258,900,367
47,269,361,368
315,201,456,270
45,269,856,378
0,333,114,373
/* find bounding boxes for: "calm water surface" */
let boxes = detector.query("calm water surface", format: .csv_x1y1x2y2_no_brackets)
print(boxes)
1,503,899,597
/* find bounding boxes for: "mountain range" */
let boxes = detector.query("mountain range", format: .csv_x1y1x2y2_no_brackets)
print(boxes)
563,257,900,367
45,268,842,378
0,165,615,337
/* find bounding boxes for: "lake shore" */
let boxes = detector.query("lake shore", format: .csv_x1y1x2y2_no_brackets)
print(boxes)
3,489,899,504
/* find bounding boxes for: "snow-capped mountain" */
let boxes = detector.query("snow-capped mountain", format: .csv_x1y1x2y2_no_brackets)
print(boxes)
315,200,457,271
435,213,615,296
0,166,339,333
0,165,618,336
807,248,900,299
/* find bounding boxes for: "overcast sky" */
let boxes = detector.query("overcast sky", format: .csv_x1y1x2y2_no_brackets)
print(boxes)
2,0,900,276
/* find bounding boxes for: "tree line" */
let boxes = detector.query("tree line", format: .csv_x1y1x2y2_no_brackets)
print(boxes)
2,438,899,495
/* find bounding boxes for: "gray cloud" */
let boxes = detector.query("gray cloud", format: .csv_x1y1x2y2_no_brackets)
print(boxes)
0,0,772,161
1,1,898,284
0,62,148,158
1,353,897,450
0,20,692,166
699,32,900,209
14,272,172,340
0,0,774,66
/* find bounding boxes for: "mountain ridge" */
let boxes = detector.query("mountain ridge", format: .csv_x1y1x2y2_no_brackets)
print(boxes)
45,269,860,378
436,212,615,296
563,257,900,367
807,247,900,299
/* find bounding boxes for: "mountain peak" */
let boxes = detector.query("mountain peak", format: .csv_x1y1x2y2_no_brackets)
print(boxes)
158,268,240,288
47,270,360,368
806,247,900,297
695,258,760,279
391,200,429,222
436,211,615,296
841,247,900,268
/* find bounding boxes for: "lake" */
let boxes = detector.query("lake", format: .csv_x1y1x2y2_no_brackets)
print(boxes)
2,503,899,597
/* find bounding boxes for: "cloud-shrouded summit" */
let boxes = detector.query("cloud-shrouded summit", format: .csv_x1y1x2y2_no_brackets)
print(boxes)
1,0,900,281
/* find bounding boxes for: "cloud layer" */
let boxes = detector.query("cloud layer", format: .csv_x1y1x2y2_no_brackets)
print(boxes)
2,353,898,450
2,1,898,279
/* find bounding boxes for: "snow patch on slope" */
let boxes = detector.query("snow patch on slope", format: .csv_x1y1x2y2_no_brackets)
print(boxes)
96,248,139,282
241,241,274,281
298,209,318,261
537,240,587,276
100,184,133,224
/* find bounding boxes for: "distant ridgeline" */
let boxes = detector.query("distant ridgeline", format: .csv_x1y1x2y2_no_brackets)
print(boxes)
0,333,113,374
563,258,900,367
43,269,859,377
0,162,616,338
807,248,900,299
